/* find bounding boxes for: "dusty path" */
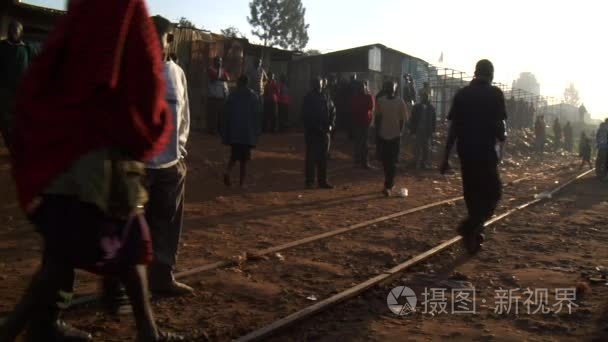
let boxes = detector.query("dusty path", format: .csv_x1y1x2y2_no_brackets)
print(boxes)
1,132,602,342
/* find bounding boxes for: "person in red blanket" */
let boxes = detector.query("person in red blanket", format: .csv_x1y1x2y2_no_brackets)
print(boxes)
351,81,375,169
207,56,229,135
263,72,280,133
278,74,291,132
0,0,183,341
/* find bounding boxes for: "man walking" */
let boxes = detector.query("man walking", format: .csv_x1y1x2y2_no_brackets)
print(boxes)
596,119,608,180
206,56,229,135
376,81,408,196
534,115,546,154
263,72,279,133
553,118,563,149
0,2,183,341
410,91,437,169
564,121,573,152
351,80,374,169
0,20,36,155
440,59,507,255
302,77,335,189
223,75,261,187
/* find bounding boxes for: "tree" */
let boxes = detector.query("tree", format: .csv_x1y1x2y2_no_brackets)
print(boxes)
248,0,309,50
178,17,197,29
563,83,580,107
304,49,321,56
221,26,245,38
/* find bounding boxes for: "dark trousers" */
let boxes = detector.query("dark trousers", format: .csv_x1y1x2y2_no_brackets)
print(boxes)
207,97,225,135
278,103,289,132
378,137,400,189
145,160,186,286
352,125,370,166
415,135,432,168
596,148,608,179
263,100,278,133
305,133,330,185
459,160,502,234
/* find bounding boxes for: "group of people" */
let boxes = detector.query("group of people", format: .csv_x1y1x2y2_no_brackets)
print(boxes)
533,116,575,153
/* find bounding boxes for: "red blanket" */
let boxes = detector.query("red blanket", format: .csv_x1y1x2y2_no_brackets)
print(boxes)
13,0,172,211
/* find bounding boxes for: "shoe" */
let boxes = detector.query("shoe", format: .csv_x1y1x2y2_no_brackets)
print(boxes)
305,183,315,189
382,187,393,197
150,281,194,298
223,173,231,187
319,183,335,189
26,320,92,342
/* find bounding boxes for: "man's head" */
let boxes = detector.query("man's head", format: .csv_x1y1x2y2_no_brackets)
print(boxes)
311,77,323,92
8,20,23,43
151,16,174,57
214,56,223,69
238,75,248,88
321,77,328,90
383,80,397,96
254,58,262,68
268,72,275,81
604,118,608,124
350,74,357,82
474,59,494,83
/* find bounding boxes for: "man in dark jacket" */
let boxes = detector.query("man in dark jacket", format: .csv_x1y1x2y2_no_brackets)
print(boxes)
410,92,437,169
0,20,37,155
302,77,336,189
440,59,507,255
351,81,374,169
223,75,261,187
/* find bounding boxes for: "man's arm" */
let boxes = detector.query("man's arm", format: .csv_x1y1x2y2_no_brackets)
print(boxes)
179,70,191,157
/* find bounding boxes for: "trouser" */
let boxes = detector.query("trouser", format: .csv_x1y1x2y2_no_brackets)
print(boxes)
415,135,432,168
145,160,186,286
378,137,400,189
352,125,370,166
207,97,225,134
535,136,545,153
305,133,330,185
263,100,278,133
0,116,13,155
459,159,502,235
596,148,608,179
278,103,289,131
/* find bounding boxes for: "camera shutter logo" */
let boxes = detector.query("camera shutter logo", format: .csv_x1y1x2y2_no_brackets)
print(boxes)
387,286,417,315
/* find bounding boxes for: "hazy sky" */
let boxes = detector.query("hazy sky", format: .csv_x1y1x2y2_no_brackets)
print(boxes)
23,0,607,119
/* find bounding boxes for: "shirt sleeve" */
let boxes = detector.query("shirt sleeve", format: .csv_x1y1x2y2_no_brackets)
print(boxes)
179,69,190,156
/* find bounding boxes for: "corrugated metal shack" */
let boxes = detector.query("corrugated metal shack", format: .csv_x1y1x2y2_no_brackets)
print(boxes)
168,26,299,130
0,0,63,47
288,44,432,124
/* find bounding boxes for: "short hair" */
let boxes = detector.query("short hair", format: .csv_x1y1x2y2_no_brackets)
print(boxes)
151,15,174,38
475,59,494,78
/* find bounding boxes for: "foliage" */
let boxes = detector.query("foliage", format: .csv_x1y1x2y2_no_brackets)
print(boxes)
248,0,309,50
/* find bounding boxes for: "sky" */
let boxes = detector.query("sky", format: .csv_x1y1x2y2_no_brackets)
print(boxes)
23,0,608,119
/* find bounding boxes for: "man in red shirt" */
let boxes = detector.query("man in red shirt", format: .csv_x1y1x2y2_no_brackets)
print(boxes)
351,81,375,169
263,72,280,133
207,56,229,135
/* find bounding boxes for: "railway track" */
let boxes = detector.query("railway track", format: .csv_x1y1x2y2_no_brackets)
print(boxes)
234,168,595,341
0,163,588,341
63,163,574,309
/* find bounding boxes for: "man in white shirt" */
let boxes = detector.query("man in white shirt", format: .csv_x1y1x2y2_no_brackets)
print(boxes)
145,16,192,296
375,80,409,196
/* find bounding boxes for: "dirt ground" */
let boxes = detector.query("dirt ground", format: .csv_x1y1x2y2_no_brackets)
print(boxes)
0,132,606,341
